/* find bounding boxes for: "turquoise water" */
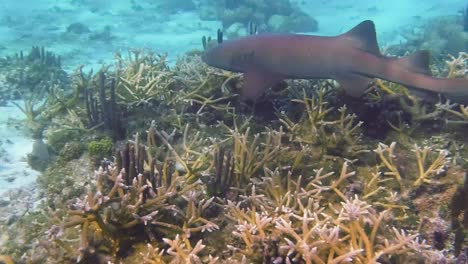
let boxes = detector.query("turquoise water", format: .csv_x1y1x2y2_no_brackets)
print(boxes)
0,0,464,68
0,1,467,263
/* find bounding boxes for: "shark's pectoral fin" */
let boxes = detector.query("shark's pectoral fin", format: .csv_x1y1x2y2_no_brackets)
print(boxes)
242,68,283,101
335,74,372,97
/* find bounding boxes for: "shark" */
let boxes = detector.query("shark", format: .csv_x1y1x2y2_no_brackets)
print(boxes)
201,20,468,104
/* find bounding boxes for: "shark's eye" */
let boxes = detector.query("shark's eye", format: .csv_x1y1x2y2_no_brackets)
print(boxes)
244,51,255,61
231,51,255,67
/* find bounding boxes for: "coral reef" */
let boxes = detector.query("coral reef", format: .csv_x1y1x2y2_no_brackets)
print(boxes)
1,45,468,264
0,46,67,101
0,46,69,137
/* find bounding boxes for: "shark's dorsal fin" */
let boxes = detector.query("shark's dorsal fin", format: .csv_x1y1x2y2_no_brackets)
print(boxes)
341,20,380,56
396,51,432,76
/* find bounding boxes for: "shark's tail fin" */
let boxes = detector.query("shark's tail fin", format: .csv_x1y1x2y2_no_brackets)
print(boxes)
394,51,436,102
395,51,432,76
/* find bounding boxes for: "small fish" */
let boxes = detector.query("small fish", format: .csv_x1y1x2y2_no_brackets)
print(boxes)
202,20,468,104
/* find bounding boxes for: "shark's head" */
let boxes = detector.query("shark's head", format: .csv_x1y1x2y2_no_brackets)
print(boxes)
201,45,230,69
201,38,257,72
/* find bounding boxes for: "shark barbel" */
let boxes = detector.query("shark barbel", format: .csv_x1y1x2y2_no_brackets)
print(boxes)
202,20,468,103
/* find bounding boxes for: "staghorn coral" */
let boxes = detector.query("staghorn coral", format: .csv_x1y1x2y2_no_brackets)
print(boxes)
279,84,366,159
172,54,240,116
368,79,445,131
59,163,216,263
438,100,468,126
162,234,218,264
220,123,288,188
115,50,176,108
429,53,468,126
44,120,230,262
3,46,468,264
222,162,435,263
412,144,450,187
10,90,49,135
374,142,450,188
444,52,468,78
374,142,404,187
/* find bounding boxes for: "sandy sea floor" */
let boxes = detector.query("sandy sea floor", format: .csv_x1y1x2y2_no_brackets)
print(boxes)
0,101,39,196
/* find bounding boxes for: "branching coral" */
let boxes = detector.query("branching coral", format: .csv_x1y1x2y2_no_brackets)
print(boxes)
438,100,468,125
223,162,432,263
370,79,445,128
151,122,213,183
138,234,219,264
279,85,365,159
220,123,289,187
412,145,450,186
445,52,468,78
59,159,216,262
171,55,241,123
374,142,403,186
115,50,176,107
5,43,467,264
11,90,48,130
42,118,228,262
374,142,450,188
163,234,218,264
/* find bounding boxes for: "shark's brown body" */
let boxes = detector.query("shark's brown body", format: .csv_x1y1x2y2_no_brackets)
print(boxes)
202,20,468,103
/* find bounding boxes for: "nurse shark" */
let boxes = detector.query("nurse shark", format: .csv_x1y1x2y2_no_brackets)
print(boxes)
202,20,468,103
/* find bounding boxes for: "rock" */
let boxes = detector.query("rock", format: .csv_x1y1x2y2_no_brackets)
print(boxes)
157,0,195,13
222,7,253,29
31,138,50,162
198,5,217,20
267,14,288,32
6,214,18,225
267,12,318,33
28,138,50,171
225,22,248,39
5,176,15,183
0,198,10,207
287,11,319,32
89,26,115,42
66,22,91,34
